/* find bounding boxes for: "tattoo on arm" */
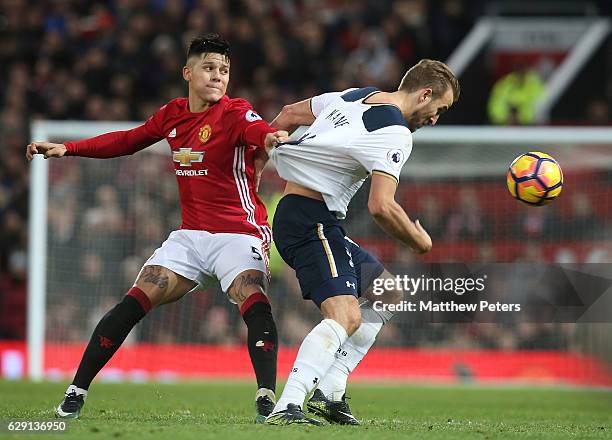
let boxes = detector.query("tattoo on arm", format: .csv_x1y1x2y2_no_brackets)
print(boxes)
231,273,264,302
140,266,169,290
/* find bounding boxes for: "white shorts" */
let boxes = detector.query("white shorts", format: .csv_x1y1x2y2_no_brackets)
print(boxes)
140,230,270,293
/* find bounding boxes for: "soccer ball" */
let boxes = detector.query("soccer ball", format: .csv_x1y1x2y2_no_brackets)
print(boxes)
506,152,563,206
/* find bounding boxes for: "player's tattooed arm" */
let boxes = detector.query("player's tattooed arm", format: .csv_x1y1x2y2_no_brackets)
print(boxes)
140,266,169,289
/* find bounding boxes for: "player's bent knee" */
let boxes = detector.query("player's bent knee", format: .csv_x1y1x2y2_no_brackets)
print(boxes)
228,269,268,307
134,284,165,308
344,311,362,336
325,314,360,336
321,295,361,336
328,311,360,336
135,265,194,307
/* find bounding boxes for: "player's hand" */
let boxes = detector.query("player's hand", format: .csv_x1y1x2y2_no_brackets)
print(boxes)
26,142,67,161
264,130,289,152
253,148,269,192
411,219,432,254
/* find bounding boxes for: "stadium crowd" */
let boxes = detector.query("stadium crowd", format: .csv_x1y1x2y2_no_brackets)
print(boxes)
0,0,610,353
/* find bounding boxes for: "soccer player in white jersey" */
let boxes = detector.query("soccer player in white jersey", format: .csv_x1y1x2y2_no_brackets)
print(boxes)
264,59,459,425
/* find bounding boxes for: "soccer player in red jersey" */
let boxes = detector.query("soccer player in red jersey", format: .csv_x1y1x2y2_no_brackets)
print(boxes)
26,34,289,422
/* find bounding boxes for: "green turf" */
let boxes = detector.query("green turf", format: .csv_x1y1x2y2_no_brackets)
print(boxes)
0,380,610,439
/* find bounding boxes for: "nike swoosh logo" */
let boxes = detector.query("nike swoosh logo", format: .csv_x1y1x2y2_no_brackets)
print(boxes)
337,411,356,419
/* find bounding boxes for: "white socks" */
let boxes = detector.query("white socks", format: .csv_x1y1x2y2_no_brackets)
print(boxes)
273,319,348,412
316,301,392,401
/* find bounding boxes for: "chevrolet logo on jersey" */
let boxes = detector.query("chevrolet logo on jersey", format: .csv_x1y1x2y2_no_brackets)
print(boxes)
173,148,204,166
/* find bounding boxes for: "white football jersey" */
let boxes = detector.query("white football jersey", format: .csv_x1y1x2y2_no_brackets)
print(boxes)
270,87,412,218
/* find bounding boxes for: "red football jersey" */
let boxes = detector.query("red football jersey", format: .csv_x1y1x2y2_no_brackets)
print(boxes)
65,96,276,242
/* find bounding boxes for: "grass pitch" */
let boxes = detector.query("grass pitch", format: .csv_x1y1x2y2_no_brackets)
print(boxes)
0,380,610,439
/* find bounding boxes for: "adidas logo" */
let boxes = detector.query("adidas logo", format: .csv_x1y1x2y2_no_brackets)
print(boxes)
168,128,176,138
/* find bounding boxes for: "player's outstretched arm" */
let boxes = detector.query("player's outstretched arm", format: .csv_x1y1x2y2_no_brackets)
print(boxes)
26,142,67,161
271,99,316,133
27,110,166,161
368,173,432,254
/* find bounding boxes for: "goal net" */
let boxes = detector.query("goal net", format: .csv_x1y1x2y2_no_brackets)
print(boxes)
27,122,612,386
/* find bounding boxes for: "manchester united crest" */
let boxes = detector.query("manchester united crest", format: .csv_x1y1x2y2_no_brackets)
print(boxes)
199,124,212,143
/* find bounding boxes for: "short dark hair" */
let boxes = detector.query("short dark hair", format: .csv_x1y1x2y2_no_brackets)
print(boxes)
399,59,460,103
187,34,230,61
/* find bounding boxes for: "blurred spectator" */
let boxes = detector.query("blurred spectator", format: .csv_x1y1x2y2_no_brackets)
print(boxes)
585,247,612,263
0,249,27,339
0,210,26,272
515,242,545,262
553,247,577,264
279,310,314,346
416,194,448,238
199,306,237,346
80,184,126,266
46,295,82,342
429,0,473,59
517,322,568,350
488,62,546,125
445,188,492,240
78,252,107,298
563,192,602,240
343,29,402,89
83,185,123,233
120,255,145,289
512,204,561,240
584,98,610,125
476,242,497,262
